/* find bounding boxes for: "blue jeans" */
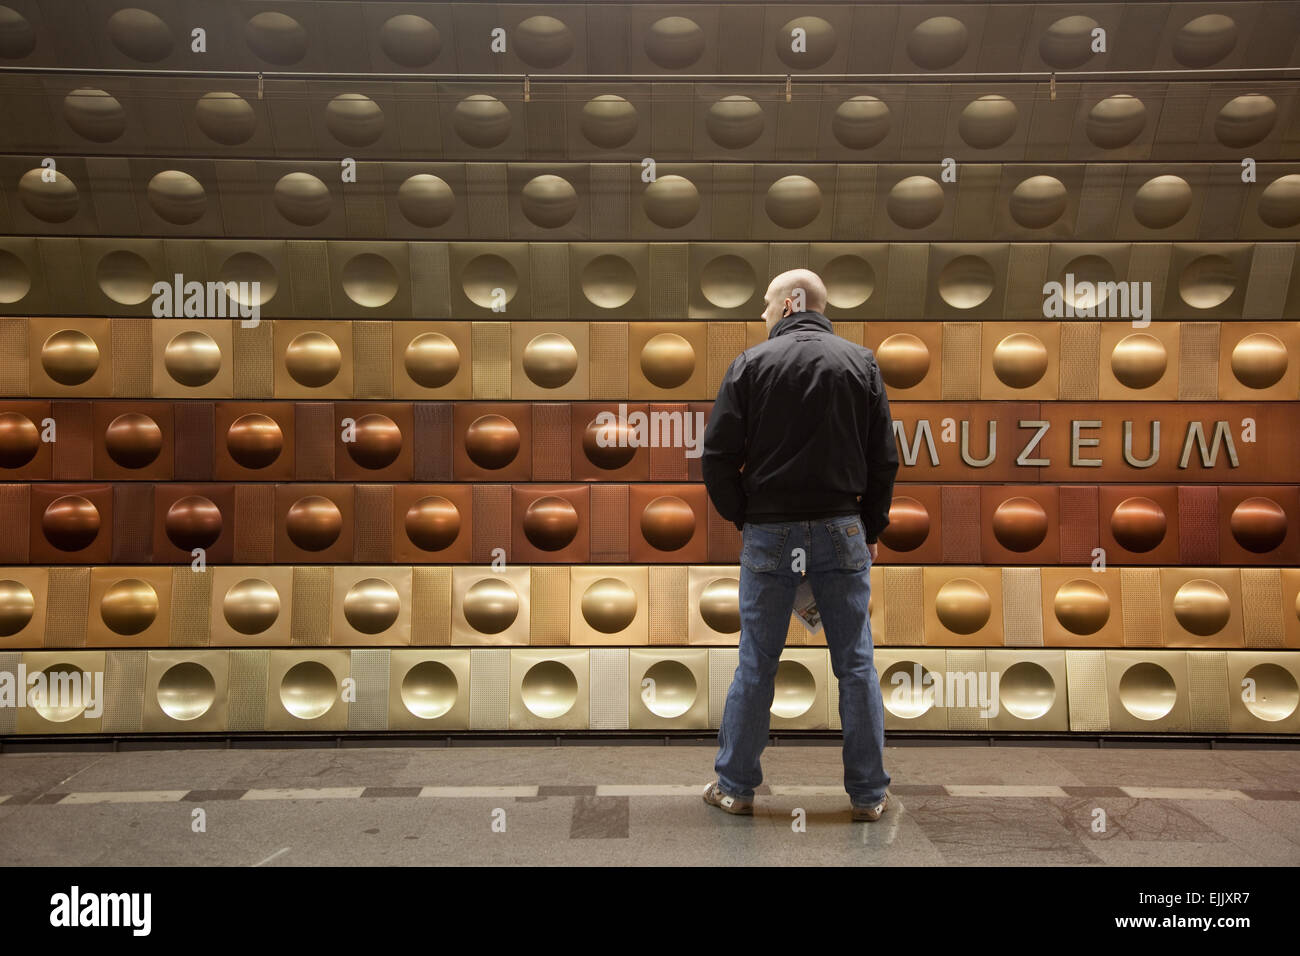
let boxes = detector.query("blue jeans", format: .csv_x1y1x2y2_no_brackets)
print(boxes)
714,515,890,807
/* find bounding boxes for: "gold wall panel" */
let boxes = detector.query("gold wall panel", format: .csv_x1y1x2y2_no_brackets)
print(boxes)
1105,650,1192,733
509,322,590,399
1040,568,1124,648
1098,321,1179,400
687,565,740,645
863,322,942,400
451,566,530,646
570,565,648,646
875,649,948,730
1226,651,1300,733
944,649,989,731
1159,568,1244,648
978,322,1060,400
208,566,293,647
769,649,829,730
627,321,708,400
388,649,470,730
880,566,924,646
1281,570,1300,649
391,321,472,399
508,648,590,730
0,567,47,649
1218,322,1300,400
923,566,1003,647
271,320,354,399
986,649,1070,732
628,648,709,729
85,566,172,648
264,648,350,732
16,650,107,734
331,566,411,647
150,319,234,398
27,318,112,396
142,649,229,732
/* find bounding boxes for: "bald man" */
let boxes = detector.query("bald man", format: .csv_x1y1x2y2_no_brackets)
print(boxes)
701,268,899,822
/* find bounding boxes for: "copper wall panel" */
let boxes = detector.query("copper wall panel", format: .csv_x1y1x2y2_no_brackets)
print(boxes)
28,317,112,396
152,484,233,565
889,402,1040,482
232,485,275,565
412,402,454,482
452,402,532,481
979,322,1060,400
333,402,414,481
0,484,30,564
293,402,336,480
627,321,708,400
29,483,111,563
172,401,214,481
111,483,154,563
0,401,53,480
1098,322,1179,401
1280,570,1300,650
1178,485,1221,565
353,484,394,564
274,484,355,564
511,484,590,564
878,484,942,564
272,320,354,399
531,403,572,482
1058,485,1100,565
980,485,1059,565
570,402,650,481
50,400,93,480
92,401,173,480
1098,484,1181,565
1218,322,1300,400
629,483,709,564
571,566,649,646
471,484,511,565
391,484,472,564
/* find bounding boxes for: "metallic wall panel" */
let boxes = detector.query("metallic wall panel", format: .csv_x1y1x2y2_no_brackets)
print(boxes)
769,648,829,730
1219,321,1300,400
1041,568,1124,648
331,567,411,647
571,565,648,646
451,566,530,646
0,566,46,650
333,401,413,482
151,483,233,564
1099,484,1180,565
875,648,948,730
226,648,269,732
649,565,689,645
979,322,1060,400
411,566,453,647
880,484,942,564
16,650,106,734
923,566,1003,647
168,566,211,648
570,403,649,481
150,320,234,399
264,648,350,732
100,649,145,734
345,648,390,732
1099,321,1179,401
1159,567,1244,649
511,484,590,564
1121,567,1165,648
28,317,112,397
1187,649,1231,734
529,565,570,647
687,565,740,646
629,483,708,564
944,648,989,732
589,647,630,731
864,322,941,400
979,485,1059,565
708,647,739,729
452,402,531,481
1001,568,1044,648
986,649,1069,732
275,484,354,563
881,565,924,646
532,403,572,482
391,321,471,399
627,321,708,400
628,648,709,730
273,320,354,399
509,648,590,730
141,649,229,732
388,649,470,731
86,566,171,648
0,401,53,480
1105,650,1192,733
391,483,472,564
1065,649,1110,732
30,482,111,564
1226,651,1300,733
468,648,510,731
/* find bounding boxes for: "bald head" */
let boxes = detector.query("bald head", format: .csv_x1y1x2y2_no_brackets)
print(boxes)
762,268,827,331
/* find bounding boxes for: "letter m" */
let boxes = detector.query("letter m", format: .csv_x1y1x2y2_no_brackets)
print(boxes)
1179,421,1239,469
892,420,939,467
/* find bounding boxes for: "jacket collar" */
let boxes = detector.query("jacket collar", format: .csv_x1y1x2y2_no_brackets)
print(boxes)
768,310,833,340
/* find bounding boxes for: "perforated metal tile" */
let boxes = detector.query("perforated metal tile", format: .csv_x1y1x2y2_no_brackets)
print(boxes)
883,567,924,646
1002,567,1044,647
352,321,393,399
411,566,452,646
1187,650,1230,732
590,322,629,398
101,650,145,733
1178,322,1220,400
44,568,90,648
232,318,273,398
228,649,269,731
110,318,151,398
346,649,390,731
169,567,212,647
532,403,571,481
589,648,629,730
471,322,510,399
1120,568,1163,647
648,566,689,645
234,484,275,564
709,648,739,729
290,567,332,646
1058,321,1100,400
941,322,981,399
469,648,509,730
1241,568,1285,648
1065,650,1109,732
0,652,18,733
529,566,570,646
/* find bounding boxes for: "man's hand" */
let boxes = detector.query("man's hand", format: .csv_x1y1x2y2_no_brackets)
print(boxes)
869,542,878,562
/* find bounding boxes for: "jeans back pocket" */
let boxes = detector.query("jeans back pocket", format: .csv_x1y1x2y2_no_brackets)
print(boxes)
740,523,791,572
829,517,870,571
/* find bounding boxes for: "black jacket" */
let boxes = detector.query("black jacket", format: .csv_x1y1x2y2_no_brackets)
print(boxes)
700,311,899,543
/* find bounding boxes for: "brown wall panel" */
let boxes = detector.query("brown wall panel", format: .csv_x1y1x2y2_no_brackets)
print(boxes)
30,483,111,563
152,484,234,565
0,401,53,480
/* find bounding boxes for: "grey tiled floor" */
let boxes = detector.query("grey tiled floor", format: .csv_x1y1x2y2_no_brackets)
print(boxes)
0,743,1297,866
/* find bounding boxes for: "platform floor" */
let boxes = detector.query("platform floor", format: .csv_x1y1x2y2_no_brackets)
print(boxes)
1,742,1298,866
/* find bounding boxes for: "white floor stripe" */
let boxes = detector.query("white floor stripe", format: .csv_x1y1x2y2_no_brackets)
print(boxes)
0,795,9,805
419,786,539,798
945,785,1069,798
241,787,366,801
1120,786,1251,801
253,847,290,867
597,785,704,796
770,785,846,796
60,790,188,804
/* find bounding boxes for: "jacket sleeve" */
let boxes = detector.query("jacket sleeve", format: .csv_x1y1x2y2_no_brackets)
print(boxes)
860,356,899,544
701,354,748,531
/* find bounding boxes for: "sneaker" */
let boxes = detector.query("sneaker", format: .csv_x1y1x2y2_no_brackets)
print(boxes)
703,781,753,815
851,792,890,822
